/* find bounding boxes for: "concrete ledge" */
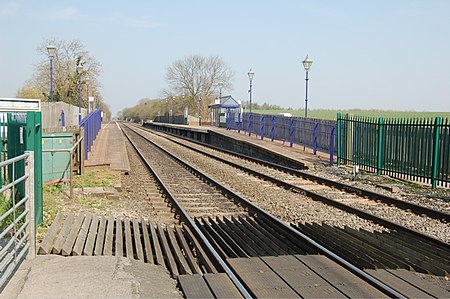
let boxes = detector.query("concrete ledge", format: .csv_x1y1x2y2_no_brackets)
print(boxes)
1,255,181,299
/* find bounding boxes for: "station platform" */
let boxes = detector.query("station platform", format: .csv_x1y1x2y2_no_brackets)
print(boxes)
208,126,333,168
84,121,130,172
148,122,333,169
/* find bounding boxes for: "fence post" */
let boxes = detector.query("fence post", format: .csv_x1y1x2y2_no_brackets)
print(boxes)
377,117,384,175
225,111,228,130
431,116,441,188
271,116,275,141
26,111,42,225
313,121,318,155
238,112,241,133
248,113,252,136
289,119,294,147
25,151,36,259
337,113,341,166
261,115,265,140
329,127,335,166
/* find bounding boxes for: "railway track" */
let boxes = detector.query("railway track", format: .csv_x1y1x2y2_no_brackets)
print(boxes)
118,122,448,298
133,124,449,243
127,124,450,276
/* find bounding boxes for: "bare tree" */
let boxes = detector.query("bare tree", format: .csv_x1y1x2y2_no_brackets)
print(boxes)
165,55,234,116
18,39,106,114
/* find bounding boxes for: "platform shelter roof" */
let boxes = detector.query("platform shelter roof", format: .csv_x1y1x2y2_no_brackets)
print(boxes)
208,95,240,109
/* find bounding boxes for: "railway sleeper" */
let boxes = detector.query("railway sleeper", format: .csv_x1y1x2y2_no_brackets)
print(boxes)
294,222,412,271
341,226,449,276
38,213,222,279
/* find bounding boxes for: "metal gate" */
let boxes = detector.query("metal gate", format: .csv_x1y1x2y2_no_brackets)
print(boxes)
0,152,35,290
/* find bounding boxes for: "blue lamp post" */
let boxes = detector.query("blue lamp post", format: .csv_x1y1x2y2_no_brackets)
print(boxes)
47,45,56,102
247,69,254,113
76,61,83,124
85,77,90,114
302,55,313,118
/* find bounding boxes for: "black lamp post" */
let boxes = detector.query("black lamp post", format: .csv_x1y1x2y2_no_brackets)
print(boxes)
302,55,313,118
218,81,223,98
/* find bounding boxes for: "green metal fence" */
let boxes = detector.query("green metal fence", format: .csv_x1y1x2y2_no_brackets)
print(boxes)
0,112,43,224
337,113,450,188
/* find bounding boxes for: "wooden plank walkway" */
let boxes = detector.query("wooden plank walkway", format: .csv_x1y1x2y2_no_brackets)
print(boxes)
85,122,131,171
38,212,211,279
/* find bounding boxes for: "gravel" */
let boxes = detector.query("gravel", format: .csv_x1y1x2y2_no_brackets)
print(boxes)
136,129,450,243
137,129,388,233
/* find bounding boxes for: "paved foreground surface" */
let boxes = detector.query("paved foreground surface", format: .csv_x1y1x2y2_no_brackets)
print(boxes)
1,255,182,299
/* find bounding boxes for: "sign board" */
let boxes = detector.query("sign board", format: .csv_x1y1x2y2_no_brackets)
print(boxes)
88,96,95,102
0,98,41,112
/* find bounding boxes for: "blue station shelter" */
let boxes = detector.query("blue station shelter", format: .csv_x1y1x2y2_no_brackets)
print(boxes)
208,95,241,127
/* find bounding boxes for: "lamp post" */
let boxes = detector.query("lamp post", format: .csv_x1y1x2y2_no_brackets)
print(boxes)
247,69,254,113
218,82,223,98
76,61,83,124
302,55,313,118
47,45,56,102
85,77,90,114
166,98,168,120
198,90,203,126
182,93,185,119
170,96,173,123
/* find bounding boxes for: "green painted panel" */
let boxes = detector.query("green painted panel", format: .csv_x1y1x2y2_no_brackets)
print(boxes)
42,133,73,182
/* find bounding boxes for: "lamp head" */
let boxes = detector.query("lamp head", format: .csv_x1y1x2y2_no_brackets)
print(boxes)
247,69,255,80
302,55,313,71
47,45,56,58
76,61,84,73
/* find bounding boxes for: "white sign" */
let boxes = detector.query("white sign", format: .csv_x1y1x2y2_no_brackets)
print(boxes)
20,127,24,144
0,98,41,112
88,96,95,102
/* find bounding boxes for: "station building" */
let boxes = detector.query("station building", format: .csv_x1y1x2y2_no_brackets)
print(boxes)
208,95,242,127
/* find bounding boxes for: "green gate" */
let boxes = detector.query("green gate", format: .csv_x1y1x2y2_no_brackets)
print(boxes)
4,111,43,224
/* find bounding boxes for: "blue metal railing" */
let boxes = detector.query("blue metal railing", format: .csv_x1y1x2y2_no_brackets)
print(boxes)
227,112,337,165
79,109,102,160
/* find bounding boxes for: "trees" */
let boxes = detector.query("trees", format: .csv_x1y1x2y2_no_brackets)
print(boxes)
17,39,109,116
165,55,234,117
120,98,162,122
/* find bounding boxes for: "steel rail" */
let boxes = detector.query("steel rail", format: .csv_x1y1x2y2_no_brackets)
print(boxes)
147,128,449,249
120,124,253,299
123,123,407,298
138,123,449,223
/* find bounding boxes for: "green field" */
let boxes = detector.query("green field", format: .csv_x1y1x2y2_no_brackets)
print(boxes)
252,109,450,120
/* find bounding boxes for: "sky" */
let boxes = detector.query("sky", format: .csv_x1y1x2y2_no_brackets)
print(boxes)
1,0,449,115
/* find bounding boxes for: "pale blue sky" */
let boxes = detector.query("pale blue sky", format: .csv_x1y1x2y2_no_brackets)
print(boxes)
1,0,449,115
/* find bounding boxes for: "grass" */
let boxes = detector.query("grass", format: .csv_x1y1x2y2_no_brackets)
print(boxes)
71,168,119,188
0,194,13,231
252,109,450,120
40,167,120,230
